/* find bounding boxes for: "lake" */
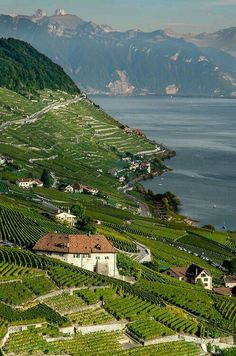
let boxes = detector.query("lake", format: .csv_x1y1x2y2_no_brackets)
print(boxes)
91,96,236,231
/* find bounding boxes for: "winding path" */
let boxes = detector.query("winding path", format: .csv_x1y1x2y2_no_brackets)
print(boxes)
0,95,81,131
121,185,152,218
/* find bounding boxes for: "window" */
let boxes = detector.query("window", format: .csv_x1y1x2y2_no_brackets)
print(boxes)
204,278,208,281
82,254,88,257
73,254,80,258
204,283,208,287
105,256,109,260
201,273,206,277
96,256,100,260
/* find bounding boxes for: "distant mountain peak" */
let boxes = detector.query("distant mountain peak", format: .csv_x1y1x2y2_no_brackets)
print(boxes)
34,9,47,18
54,8,66,16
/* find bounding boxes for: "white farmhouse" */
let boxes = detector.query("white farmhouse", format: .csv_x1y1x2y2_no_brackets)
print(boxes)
16,178,43,189
33,233,119,277
54,212,77,227
163,264,212,290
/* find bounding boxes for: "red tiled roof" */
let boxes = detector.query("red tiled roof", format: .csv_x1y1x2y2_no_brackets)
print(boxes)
16,178,43,185
224,275,236,284
33,233,116,254
168,267,187,278
17,178,34,183
213,287,232,296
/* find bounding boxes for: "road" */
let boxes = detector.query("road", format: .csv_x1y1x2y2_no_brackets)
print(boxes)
0,95,82,131
121,185,152,218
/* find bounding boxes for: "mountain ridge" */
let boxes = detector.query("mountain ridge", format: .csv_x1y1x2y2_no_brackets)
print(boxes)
1,10,236,97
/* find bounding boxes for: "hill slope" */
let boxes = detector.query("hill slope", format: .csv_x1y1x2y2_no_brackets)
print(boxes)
0,38,80,94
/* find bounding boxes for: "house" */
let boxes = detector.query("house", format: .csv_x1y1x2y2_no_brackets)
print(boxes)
163,267,188,282
123,126,132,135
0,156,14,166
33,233,119,277
133,128,144,137
163,264,212,290
140,162,151,174
0,157,6,165
16,178,43,189
129,162,140,171
224,275,236,288
213,287,233,297
118,176,126,183
73,184,98,195
186,264,212,290
54,211,77,227
63,185,74,193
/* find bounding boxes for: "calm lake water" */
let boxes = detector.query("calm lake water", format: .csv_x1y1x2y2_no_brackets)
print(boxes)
91,96,236,230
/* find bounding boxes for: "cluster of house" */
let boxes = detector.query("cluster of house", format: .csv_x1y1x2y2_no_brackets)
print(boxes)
0,156,14,166
164,264,236,296
33,233,119,277
213,275,236,297
163,264,213,290
63,184,98,195
16,178,43,189
123,126,145,137
111,159,151,183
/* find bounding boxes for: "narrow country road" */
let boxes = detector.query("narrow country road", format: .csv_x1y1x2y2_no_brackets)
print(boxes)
0,95,82,131
121,185,152,218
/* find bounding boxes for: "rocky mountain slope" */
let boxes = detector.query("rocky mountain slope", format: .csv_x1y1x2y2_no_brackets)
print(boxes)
0,9,236,97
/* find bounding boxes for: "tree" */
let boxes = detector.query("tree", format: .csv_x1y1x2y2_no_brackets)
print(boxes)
71,204,86,220
41,169,51,188
231,286,236,296
202,224,215,231
222,260,232,273
71,204,96,233
231,258,236,274
222,258,236,274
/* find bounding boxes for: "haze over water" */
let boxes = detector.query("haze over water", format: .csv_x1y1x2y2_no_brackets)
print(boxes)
92,96,236,231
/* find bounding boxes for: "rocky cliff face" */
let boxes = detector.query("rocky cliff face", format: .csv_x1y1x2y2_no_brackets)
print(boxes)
1,11,236,97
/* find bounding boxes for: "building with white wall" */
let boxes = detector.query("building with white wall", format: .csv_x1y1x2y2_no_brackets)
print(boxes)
33,233,119,277
163,264,212,290
16,178,43,189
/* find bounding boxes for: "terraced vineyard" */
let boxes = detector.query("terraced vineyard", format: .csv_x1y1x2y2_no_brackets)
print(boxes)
0,87,160,198
0,281,33,305
98,225,138,252
76,288,201,336
139,280,236,334
45,293,86,314
68,308,115,325
54,331,122,355
3,327,60,355
0,302,67,325
120,341,201,356
0,205,76,246
215,298,236,322
127,318,174,340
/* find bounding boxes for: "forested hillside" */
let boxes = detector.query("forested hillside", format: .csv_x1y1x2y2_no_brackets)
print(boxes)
0,38,80,95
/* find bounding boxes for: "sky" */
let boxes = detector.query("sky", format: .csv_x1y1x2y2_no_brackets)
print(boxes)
0,0,236,34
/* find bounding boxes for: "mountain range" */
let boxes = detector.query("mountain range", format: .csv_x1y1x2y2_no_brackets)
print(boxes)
1,9,236,97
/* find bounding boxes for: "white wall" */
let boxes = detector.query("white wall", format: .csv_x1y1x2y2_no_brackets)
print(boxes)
40,252,118,277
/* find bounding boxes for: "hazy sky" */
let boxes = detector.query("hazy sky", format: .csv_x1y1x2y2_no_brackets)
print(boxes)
0,0,236,34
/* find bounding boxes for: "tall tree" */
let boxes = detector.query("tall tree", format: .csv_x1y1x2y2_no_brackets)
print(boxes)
41,169,50,188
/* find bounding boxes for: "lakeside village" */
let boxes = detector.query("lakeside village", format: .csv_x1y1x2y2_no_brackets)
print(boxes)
0,151,236,299
0,125,169,209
